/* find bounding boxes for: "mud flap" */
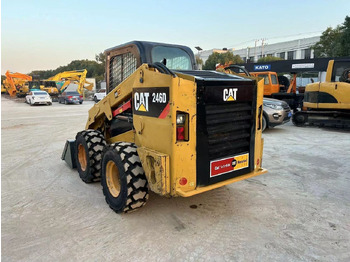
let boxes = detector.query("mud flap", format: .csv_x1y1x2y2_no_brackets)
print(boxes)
61,140,77,169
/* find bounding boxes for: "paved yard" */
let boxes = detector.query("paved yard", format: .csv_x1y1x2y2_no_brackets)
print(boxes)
2,96,350,261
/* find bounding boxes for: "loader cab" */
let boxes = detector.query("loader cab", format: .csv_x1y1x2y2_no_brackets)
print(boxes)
105,41,197,93
28,81,41,91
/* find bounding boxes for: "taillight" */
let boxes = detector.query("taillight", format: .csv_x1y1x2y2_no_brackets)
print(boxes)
176,112,189,141
67,96,72,99
179,177,188,186
79,95,83,99
176,127,185,140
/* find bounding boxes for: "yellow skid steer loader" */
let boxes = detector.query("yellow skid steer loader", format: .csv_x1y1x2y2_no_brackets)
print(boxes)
62,41,267,213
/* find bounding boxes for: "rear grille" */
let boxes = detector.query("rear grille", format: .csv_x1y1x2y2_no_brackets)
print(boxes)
205,102,252,160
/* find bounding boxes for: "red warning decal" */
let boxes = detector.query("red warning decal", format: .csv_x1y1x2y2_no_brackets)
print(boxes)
210,153,249,177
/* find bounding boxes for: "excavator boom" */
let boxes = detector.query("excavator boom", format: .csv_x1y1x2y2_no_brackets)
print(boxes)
48,69,90,95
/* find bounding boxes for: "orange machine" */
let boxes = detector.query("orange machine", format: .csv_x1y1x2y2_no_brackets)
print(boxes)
249,71,297,96
5,71,32,97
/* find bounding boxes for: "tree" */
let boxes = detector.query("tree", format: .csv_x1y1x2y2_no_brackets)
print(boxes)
257,56,283,63
339,16,350,56
95,52,106,65
313,26,342,57
28,59,105,82
313,16,350,57
203,52,243,70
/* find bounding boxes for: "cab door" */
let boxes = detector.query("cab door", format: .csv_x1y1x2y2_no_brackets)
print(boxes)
318,61,350,109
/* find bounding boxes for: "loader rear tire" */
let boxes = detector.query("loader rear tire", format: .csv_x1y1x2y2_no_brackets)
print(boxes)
101,142,149,213
75,130,106,183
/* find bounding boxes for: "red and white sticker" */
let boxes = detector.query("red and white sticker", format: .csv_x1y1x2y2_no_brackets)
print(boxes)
210,153,249,177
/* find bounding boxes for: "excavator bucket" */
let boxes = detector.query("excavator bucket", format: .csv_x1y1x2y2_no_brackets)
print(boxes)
61,140,77,169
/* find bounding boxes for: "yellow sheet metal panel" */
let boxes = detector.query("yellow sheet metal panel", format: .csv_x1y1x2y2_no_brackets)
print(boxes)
176,168,267,197
170,76,197,196
107,130,135,144
325,60,334,82
137,147,170,196
132,68,197,196
254,79,264,170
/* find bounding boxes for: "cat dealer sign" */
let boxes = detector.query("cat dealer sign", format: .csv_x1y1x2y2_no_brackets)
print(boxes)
210,153,249,177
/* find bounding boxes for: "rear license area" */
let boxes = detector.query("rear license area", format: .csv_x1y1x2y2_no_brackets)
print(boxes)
210,153,249,177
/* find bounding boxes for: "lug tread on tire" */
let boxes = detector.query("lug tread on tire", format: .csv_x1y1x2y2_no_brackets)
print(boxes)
103,142,149,213
75,129,106,183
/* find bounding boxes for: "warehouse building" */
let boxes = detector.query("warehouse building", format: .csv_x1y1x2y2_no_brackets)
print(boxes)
199,36,320,64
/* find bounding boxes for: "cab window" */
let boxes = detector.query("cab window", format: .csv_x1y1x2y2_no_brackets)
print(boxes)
151,46,192,70
332,61,350,82
271,74,278,84
259,74,270,85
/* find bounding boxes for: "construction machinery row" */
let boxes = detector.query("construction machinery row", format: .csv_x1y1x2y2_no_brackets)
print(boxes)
2,69,94,99
219,57,350,128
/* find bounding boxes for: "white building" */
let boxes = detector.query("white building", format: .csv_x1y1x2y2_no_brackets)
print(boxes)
199,36,321,64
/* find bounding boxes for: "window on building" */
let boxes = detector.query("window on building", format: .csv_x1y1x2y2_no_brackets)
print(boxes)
249,56,255,63
242,57,246,62
287,51,294,60
278,52,285,59
304,48,311,59
267,54,273,57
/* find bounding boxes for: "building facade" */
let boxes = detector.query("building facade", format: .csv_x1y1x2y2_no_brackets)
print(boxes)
199,36,320,64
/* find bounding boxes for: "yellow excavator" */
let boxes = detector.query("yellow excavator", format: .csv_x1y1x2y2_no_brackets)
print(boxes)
47,69,93,95
293,59,350,127
4,71,33,97
39,80,59,100
62,41,267,214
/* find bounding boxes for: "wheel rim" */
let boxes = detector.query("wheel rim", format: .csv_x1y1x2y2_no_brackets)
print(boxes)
78,144,87,171
106,160,121,198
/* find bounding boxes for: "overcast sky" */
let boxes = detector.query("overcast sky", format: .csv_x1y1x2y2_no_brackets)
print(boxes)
2,0,350,74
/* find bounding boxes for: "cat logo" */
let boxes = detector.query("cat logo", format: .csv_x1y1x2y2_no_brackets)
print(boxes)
134,92,149,112
223,88,238,101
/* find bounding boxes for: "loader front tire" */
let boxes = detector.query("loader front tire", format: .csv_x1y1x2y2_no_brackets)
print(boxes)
75,130,106,183
101,142,149,213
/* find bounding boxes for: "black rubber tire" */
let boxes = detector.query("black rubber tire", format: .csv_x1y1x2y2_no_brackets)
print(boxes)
292,111,307,127
48,102,52,106
262,115,267,132
75,130,106,183
29,100,33,106
94,96,98,103
79,101,83,104
101,142,149,213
